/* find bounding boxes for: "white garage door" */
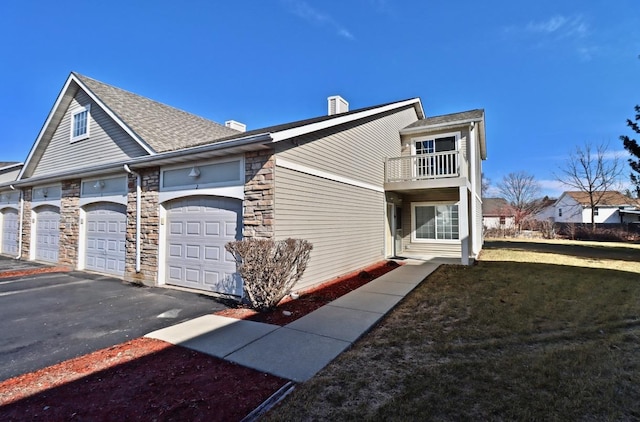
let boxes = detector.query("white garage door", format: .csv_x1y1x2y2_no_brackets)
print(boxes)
1,208,19,256
85,203,127,276
35,205,60,263
165,196,242,295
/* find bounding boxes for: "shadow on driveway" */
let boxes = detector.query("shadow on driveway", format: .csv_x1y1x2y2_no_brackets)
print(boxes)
0,264,230,382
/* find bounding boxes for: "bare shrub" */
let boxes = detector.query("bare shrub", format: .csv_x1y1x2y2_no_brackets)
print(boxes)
226,238,313,311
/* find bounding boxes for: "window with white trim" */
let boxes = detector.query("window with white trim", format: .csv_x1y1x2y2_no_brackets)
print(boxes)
413,133,458,177
70,105,90,142
412,203,459,240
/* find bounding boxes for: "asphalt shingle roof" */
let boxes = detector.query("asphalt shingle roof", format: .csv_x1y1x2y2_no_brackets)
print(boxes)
482,198,514,216
74,73,240,153
565,191,634,207
404,109,484,130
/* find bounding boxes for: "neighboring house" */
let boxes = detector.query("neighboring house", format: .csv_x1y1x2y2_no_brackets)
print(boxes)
531,196,557,222
554,191,639,224
0,72,487,296
481,198,515,229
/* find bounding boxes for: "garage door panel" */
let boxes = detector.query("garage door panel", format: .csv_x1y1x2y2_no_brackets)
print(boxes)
203,271,219,285
204,246,220,261
205,222,220,236
165,196,241,296
185,245,200,259
85,203,126,277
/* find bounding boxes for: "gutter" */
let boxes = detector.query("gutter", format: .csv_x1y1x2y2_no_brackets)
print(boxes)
124,165,141,273
9,133,273,188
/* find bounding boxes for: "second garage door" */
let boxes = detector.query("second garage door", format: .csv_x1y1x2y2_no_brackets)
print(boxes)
85,203,127,276
1,208,19,256
35,205,60,263
165,196,242,296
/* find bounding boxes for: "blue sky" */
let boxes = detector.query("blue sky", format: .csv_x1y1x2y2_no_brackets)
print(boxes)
1,0,639,197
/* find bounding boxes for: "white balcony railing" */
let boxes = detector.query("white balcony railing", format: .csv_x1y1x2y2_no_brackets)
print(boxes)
385,151,460,182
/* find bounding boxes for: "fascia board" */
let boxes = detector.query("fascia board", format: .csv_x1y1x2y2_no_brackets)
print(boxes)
270,98,422,143
11,133,273,186
18,75,76,181
399,117,483,136
0,163,24,172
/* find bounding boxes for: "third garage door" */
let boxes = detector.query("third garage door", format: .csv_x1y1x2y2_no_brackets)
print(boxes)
1,208,19,256
85,203,127,276
165,196,241,296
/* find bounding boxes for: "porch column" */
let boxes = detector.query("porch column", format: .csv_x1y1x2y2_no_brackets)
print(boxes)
459,185,470,265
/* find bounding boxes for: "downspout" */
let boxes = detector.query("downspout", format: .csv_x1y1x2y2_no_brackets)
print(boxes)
10,185,23,260
123,165,141,273
469,122,479,256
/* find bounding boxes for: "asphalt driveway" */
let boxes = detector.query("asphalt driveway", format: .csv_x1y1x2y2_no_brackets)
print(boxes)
0,260,229,382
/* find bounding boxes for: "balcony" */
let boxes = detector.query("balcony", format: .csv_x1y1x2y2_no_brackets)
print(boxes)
384,151,463,192
386,151,460,181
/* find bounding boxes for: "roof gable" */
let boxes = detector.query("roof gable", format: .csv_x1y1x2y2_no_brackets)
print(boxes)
74,73,239,152
400,109,487,159
19,72,241,180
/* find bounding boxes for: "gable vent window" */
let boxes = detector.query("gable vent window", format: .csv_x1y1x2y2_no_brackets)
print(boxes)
70,104,90,142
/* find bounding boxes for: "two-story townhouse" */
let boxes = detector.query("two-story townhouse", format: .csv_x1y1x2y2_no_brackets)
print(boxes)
0,72,487,297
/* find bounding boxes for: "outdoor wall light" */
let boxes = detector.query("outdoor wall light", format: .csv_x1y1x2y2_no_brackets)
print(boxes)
42,188,48,198
94,180,105,189
188,166,201,178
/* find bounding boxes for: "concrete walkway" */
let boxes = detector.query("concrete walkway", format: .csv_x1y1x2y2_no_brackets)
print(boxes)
146,261,440,382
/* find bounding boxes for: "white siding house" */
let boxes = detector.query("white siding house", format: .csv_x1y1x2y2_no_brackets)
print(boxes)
554,191,638,224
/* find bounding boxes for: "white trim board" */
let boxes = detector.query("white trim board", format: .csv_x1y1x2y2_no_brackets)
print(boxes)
276,158,384,193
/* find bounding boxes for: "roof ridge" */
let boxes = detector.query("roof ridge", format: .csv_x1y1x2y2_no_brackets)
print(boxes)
72,72,232,129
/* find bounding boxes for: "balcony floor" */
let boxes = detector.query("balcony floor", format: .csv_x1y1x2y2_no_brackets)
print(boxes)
384,176,467,193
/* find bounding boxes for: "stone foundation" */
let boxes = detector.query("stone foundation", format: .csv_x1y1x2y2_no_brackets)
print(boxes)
59,180,80,268
243,150,275,239
124,167,160,285
19,188,32,259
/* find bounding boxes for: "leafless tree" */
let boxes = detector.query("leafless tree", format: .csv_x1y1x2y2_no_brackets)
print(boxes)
497,171,542,231
555,142,623,230
481,174,491,197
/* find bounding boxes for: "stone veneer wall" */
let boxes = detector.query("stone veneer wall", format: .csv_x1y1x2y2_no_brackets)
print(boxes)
124,167,160,285
58,179,80,267
19,188,32,259
243,150,275,239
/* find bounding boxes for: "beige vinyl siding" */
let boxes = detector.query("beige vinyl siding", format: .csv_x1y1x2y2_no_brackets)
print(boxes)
400,188,461,257
0,168,20,184
32,91,148,178
274,166,385,290
275,107,418,187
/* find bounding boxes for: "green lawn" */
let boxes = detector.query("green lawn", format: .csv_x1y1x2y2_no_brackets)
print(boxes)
265,240,640,421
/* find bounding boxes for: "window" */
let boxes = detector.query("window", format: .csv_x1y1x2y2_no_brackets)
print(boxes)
70,105,90,141
558,208,563,217
499,216,506,225
413,203,459,240
414,134,457,177
593,207,599,216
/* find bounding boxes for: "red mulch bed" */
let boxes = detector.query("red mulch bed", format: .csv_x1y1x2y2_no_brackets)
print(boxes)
0,266,70,279
0,338,287,421
216,260,401,325
0,260,401,420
